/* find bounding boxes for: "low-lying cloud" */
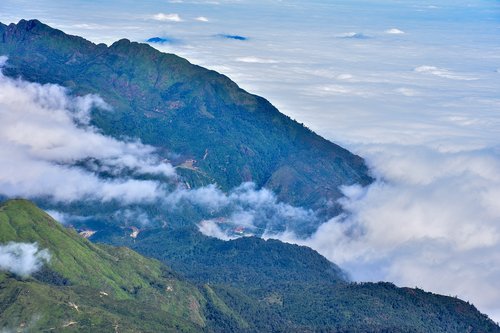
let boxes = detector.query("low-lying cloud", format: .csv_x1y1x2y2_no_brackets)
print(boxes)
336,32,371,39
0,242,51,277
236,56,279,64
270,144,500,321
198,219,236,241
45,210,70,224
167,182,318,237
0,59,317,235
0,59,174,204
3,0,497,323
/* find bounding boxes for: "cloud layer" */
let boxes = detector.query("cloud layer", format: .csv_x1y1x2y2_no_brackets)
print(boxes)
0,242,50,277
195,16,209,22
385,28,405,34
0,59,315,236
0,60,174,203
271,143,500,321
414,65,478,81
167,182,318,237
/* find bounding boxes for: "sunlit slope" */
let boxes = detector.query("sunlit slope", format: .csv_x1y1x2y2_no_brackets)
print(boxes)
0,199,206,332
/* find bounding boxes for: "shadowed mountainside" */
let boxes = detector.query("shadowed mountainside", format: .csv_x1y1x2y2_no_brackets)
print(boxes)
0,19,371,214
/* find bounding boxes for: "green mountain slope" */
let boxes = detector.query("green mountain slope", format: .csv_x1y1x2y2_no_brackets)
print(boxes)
1,200,499,332
0,19,371,213
0,199,207,332
125,227,500,333
132,227,347,287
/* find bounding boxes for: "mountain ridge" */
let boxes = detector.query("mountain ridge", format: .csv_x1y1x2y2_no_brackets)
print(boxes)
0,19,371,214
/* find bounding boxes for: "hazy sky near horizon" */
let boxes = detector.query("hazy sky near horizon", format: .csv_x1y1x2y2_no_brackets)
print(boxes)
1,0,500,322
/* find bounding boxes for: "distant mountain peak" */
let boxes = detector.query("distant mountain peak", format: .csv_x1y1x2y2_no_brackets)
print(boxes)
8,19,54,35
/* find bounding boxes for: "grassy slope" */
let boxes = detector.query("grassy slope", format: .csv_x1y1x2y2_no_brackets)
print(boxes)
0,200,206,332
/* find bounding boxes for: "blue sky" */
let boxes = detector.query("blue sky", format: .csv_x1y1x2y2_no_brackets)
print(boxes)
1,0,500,322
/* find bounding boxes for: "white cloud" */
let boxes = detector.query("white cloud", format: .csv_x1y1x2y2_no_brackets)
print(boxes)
0,60,174,203
395,87,419,96
153,13,183,22
198,219,236,240
414,65,478,81
305,84,372,98
385,28,405,34
0,56,7,67
114,208,153,227
336,32,370,39
45,210,68,224
236,56,279,64
166,184,230,210
336,74,353,80
0,60,315,230
168,182,317,234
0,242,50,277
270,144,500,322
71,23,110,30
2,0,500,322
195,16,209,22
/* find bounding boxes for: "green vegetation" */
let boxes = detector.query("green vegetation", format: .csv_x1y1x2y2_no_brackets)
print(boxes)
0,200,206,332
2,199,498,332
132,227,346,288
128,227,499,333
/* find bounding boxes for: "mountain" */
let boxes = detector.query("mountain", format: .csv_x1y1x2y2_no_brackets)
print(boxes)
128,227,500,333
1,200,498,332
0,19,371,215
1,20,499,332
